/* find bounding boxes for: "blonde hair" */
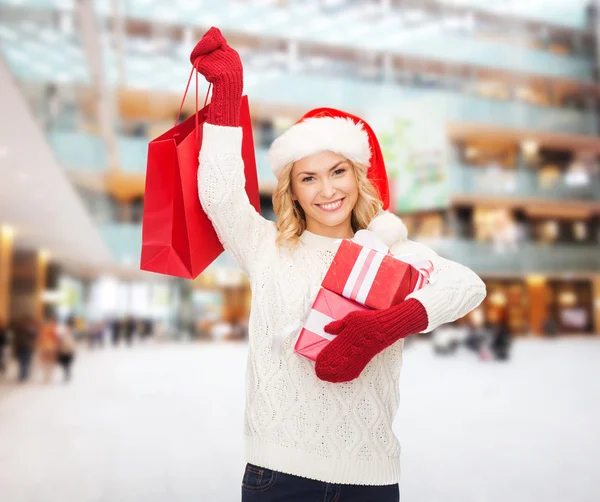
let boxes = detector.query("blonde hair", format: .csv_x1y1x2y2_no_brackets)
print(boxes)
273,158,382,248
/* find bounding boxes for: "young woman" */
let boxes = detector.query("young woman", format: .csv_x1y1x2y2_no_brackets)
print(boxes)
192,27,486,502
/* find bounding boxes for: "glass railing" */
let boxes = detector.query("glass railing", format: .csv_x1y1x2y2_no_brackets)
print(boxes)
446,93,597,136
429,238,600,274
118,2,594,80
0,6,594,87
48,131,107,172
48,131,147,173
450,164,600,201
100,223,240,270
99,223,142,267
99,223,599,274
388,36,592,81
245,73,599,136
434,0,589,29
1,0,590,30
50,130,600,202
2,20,597,136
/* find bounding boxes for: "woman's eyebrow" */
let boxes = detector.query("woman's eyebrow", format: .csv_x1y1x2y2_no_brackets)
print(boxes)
296,161,346,177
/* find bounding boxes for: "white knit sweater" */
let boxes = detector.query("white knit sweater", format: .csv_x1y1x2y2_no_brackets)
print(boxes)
198,123,486,485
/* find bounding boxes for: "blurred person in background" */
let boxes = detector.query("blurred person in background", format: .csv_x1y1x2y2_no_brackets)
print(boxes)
543,315,559,338
110,317,121,346
0,316,8,376
464,308,490,358
38,315,59,383
43,82,62,130
488,314,512,362
141,318,154,341
87,319,105,348
124,315,136,346
12,315,38,382
56,317,77,383
192,27,486,501
431,322,469,355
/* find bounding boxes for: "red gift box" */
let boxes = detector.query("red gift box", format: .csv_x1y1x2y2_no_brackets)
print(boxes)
321,231,433,310
294,288,370,361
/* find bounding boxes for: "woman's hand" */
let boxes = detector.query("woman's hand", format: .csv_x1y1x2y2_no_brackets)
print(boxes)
190,27,243,126
315,299,428,383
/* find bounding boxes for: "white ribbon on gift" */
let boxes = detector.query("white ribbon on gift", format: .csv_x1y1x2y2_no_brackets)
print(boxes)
303,309,337,341
339,229,436,305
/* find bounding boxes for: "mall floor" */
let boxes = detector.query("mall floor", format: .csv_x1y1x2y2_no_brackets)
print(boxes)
0,337,598,502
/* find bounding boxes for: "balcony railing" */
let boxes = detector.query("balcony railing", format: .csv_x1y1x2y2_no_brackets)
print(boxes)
246,74,598,136
98,223,599,274
100,223,239,270
50,129,600,203
428,238,600,274
450,164,600,201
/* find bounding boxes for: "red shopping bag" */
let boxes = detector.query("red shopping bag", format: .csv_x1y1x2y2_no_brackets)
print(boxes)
140,69,261,278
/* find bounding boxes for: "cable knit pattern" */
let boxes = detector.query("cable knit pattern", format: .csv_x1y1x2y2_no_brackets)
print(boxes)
394,239,488,333
198,123,487,485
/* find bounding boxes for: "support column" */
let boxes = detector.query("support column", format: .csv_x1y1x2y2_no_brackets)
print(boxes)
0,225,15,324
35,250,49,323
593,276,600,335
287,40,299,73
10,249,49,324
526,275,549,336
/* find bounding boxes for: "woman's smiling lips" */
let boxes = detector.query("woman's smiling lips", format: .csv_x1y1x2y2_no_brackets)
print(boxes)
315,198,345,212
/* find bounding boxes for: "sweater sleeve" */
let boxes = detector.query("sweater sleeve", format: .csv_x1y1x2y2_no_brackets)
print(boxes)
389,239,487,333
198,123,275,277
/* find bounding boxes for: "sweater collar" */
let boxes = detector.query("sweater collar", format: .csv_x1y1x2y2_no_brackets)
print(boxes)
299,230,348,249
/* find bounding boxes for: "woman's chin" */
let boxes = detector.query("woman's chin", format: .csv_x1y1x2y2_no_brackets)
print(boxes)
313,211,352,229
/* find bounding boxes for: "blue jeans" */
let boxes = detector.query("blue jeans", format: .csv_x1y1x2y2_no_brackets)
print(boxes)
241,463,400,501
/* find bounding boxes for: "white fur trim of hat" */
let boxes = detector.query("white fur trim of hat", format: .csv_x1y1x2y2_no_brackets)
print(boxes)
268,116,371,179
367,210,408,247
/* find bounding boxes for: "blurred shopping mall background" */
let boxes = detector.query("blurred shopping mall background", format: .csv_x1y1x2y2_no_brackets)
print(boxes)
0,1,599,501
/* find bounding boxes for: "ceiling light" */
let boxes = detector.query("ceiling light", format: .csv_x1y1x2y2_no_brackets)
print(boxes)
1,224,15,240
521,140,538,157
526,275,546,286
466,147,478,159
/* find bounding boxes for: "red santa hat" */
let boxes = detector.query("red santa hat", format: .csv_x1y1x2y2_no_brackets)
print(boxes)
268,107,407,246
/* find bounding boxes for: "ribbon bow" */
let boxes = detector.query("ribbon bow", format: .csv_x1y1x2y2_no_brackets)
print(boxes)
337,230,436,305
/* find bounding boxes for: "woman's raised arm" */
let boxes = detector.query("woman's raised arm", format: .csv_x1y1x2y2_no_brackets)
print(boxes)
193,28,275,277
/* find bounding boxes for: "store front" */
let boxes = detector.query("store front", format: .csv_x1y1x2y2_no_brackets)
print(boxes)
482,279,529,335
547,279,595,334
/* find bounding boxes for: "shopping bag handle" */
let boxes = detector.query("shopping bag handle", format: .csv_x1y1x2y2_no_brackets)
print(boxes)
175,67,212,134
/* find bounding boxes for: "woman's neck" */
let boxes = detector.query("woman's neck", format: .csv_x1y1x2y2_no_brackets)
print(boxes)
305,222,354,240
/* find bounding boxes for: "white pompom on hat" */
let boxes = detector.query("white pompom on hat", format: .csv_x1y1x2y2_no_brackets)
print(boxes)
367,210,408,247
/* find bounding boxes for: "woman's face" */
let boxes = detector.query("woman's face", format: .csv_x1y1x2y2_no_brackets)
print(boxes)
290,151,359,238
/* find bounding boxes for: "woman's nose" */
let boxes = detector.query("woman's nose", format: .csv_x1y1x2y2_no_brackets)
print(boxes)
320,180,337,198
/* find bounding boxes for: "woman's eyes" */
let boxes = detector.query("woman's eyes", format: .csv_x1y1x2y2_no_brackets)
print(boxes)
301,169,346,183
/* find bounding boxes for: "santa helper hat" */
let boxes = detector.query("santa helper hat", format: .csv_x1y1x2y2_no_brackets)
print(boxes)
268,107,407,246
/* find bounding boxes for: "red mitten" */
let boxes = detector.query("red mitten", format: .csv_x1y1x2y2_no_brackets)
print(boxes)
190,27,243,126
315,299,428,383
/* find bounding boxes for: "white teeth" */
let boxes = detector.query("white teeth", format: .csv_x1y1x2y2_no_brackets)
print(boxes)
319,200,343,210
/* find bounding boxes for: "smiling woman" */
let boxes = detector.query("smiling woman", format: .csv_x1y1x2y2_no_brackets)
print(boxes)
193,26,486,501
